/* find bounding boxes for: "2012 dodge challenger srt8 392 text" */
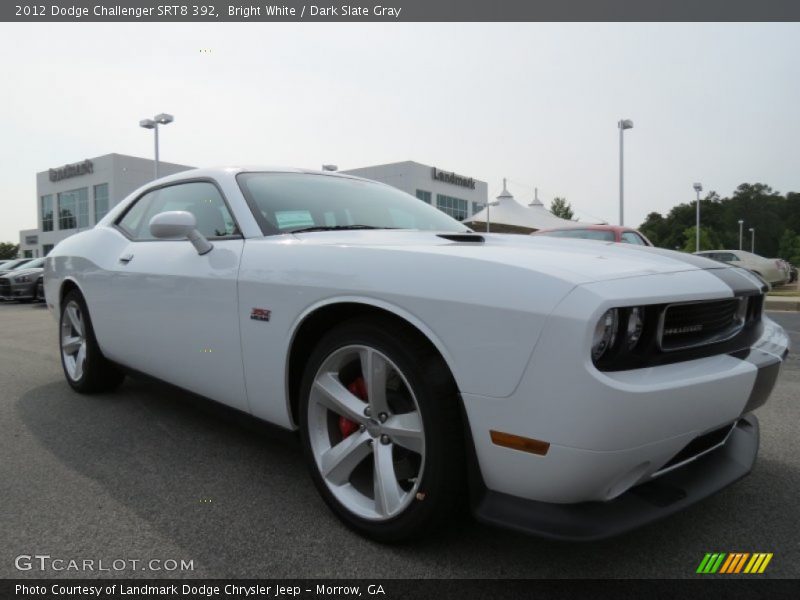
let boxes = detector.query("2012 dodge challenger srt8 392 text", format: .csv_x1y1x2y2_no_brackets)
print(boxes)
43,168,789,542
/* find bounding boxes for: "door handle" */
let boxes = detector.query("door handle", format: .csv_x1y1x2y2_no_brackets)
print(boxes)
119,253,134,264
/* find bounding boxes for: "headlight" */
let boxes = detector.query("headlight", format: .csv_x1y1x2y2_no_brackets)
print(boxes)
626,307,644,349
14,275,31,283
592,309,618,360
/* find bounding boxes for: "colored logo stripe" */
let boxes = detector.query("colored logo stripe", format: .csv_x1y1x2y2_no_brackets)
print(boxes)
744,553,773,574
697,552,772,574
720,553,749,573
697,553,726,573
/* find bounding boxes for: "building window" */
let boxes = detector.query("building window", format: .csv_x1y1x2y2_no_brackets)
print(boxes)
58,188,88,230
43,244,54,256
94,183,109,223
416,189,432,204
23,250,33,258
472,202,484,216
41,195,54,232
436,194,468,221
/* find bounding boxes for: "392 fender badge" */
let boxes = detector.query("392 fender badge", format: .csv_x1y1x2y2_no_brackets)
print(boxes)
251,308,271,322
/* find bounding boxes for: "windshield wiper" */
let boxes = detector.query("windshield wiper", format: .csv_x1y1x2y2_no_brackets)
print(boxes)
290,225,395,233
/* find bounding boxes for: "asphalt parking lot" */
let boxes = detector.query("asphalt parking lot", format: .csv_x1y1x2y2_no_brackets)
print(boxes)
1,303,798,579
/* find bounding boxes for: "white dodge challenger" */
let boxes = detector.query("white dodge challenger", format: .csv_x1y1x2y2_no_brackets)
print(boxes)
44,167,789,542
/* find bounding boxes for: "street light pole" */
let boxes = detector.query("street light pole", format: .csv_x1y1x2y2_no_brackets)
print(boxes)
618,119,633,226
139,113,174,180
693,183,703,252
749,227,755,253
738,219,744,250
153,124,159,178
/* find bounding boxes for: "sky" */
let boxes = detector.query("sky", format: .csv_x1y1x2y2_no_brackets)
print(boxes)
1,22,799,242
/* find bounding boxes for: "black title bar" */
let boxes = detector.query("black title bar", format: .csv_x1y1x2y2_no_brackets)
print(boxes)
5,579,800,600
4,0,800,22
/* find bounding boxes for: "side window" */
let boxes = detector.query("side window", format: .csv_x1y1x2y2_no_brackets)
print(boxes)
118,182,238,241
620,231,646,245
118,189,158,238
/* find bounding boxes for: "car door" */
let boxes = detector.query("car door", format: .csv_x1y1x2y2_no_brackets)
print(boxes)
98,180,249,412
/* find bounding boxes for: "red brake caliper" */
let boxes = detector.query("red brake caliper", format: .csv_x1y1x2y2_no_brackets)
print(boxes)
339,376,367,438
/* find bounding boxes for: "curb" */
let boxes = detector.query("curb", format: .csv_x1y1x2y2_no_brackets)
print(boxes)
765,297,800,312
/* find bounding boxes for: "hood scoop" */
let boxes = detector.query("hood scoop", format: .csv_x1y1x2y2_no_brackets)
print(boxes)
437,233,485,243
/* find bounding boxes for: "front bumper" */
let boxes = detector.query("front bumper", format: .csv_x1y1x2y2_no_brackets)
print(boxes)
462,314,787,505
460,271,788,538
0,279,36,300
474,414,759,541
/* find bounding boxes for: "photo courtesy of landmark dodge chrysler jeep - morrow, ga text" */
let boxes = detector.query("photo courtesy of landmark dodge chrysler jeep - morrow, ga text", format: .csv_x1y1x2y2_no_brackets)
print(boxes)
43,167,789,542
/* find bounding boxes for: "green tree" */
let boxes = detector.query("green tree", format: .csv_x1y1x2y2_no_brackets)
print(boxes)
0,242,19,260
638,182,796,257
639,212,670,247
778,230,800,265
681,226,721,253
550,197,574,220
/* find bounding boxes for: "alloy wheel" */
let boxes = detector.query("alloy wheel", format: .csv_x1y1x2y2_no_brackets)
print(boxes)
307,345,425,521
61,300,87,381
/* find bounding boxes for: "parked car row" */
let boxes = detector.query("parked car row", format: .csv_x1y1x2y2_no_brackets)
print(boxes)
0,257,46,303
530,226,795,287
694,250,792,287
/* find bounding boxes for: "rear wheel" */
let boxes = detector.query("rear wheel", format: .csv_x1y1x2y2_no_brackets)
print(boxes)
298,317,465,542
59,290,125,393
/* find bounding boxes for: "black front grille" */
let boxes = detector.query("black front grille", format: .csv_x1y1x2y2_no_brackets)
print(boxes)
0,279,10,297
660,298,744,351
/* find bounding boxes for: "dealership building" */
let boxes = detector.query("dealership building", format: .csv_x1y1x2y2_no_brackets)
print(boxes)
342,161,488,222
18,154,192,258
18,157,487,257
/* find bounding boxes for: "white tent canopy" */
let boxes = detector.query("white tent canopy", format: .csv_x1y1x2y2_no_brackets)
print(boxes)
465,180,581,232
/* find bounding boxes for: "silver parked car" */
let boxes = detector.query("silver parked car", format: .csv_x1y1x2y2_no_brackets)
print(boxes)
0,258,35,276
694,250,787,286
0,257,46,302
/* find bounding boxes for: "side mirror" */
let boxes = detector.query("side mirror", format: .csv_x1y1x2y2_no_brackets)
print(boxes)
149,211,213,255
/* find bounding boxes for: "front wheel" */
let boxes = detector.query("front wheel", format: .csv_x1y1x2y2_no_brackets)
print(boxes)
59,290,125,393
299,317,465,542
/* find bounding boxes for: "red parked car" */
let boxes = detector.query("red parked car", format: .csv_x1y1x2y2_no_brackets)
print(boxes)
532,225,653,246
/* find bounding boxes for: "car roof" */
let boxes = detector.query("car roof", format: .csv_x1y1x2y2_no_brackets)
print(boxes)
151,166,370,187
535,224,631,233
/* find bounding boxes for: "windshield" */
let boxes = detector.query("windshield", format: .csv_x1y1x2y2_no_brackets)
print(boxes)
237,172,469,235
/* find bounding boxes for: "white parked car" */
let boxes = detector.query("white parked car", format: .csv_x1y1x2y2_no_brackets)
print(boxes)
694,250,788,286
45,168,789,542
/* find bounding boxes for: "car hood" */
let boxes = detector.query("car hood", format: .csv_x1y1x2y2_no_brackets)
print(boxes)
287,230,729,285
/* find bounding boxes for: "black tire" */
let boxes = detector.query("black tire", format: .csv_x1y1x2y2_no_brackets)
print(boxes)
298,316,466,543
59,289,125,394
